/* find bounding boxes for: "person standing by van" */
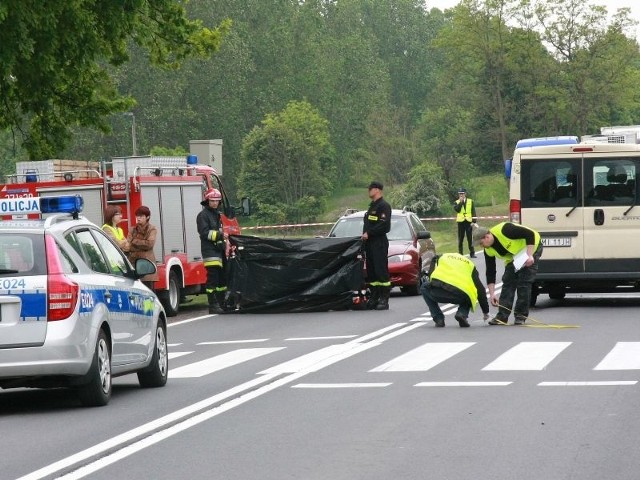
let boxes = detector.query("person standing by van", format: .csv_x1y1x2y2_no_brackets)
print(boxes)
453,188,477,257
472,222,543,325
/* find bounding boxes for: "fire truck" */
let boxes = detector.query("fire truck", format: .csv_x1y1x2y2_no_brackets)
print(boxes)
0,155,250,316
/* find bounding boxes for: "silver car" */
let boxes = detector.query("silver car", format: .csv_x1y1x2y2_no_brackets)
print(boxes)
0,196,168,406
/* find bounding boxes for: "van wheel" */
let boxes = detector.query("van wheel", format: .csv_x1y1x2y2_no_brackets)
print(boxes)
78,330,111,407
159,271,180,317
138,321,168,388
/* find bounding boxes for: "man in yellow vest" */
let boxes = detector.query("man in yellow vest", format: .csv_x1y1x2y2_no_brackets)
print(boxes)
453,187,477,257
472,222,543,325
420,253,491,327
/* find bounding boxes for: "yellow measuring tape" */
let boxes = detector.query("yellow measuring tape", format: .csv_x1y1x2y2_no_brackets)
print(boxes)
488,304,580,329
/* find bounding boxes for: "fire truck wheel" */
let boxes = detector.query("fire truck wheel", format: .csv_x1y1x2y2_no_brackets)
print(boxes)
159,271,180,317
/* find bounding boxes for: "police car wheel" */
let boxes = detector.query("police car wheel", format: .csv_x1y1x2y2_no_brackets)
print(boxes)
138,322,169,388
78,330,112,407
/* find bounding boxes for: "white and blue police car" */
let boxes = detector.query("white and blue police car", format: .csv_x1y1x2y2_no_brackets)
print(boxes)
0,196,168,406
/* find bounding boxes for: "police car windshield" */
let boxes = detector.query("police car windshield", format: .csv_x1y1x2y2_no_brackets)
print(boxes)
329,216,412,241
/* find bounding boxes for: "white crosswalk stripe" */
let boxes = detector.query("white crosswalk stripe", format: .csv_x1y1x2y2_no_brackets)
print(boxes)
169,347,284,378
482,342,571,371
369,342,475,372
593,342,640,370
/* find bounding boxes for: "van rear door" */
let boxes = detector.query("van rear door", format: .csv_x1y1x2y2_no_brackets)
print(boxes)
519,154,584,276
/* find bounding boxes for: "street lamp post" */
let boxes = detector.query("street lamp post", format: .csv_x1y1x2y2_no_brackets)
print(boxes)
124,112,137,156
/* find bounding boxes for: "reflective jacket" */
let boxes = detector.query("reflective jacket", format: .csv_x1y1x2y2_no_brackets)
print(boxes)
430,253,478,310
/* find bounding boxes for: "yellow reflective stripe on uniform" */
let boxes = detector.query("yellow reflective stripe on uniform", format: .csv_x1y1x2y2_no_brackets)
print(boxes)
207,230,218,241
367,215,379,221
370,281,391,286
204,260,223,267
215,286,227,292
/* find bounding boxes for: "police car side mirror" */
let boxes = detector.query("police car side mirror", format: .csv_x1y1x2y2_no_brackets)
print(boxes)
134,258,157,278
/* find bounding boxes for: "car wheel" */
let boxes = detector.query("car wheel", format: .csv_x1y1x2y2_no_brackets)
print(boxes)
78,330,111,407
159,271,180,317
137,321,168,388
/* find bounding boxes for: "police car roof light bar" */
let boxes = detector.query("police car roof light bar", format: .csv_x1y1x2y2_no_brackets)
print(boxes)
40,195,84,218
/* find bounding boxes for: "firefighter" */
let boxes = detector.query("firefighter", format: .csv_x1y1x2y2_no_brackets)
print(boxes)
362,181,392,310
197,188,228,314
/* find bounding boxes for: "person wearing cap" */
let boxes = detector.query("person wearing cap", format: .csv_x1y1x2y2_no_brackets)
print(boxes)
420,253,491,327
197,188,228,314
362,181,392,310
453,187,477,258
472,222,543,325
126,205,159,288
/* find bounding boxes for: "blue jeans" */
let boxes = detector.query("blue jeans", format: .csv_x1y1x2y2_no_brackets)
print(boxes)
421,281,471,321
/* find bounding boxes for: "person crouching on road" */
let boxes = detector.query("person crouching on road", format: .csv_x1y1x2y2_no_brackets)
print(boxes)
421,253,490,327
197,188,228,314
472,222,543,325
362,181,392,310
126,205,159,289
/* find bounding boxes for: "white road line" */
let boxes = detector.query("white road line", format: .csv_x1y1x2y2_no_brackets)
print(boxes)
197,339,269,345
370,342,475,372
167,343,182,347
482,342,571,371
168,351,192,360
45,324,418,480
169,348,284,378
539,381,637,386
594,342,640,370
167,315,212,327
291,383,392,388
259,344,370,374
415,381,512,387
285,335,358,341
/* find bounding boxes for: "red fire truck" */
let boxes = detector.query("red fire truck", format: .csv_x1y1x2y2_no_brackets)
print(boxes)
0,155,250,316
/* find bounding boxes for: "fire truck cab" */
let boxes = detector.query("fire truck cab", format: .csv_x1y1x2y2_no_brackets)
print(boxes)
0,155,250,316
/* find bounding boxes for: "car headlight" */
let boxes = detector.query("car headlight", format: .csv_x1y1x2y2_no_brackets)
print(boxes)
388,254,412,263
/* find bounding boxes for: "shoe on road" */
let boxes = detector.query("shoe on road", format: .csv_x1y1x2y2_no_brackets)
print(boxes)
455,314,470,327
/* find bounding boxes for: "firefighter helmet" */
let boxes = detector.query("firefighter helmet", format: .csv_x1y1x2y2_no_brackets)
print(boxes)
203,188,222,201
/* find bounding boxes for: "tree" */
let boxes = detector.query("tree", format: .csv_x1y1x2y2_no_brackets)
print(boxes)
238,100,335,223
388,161,449,216
0,0,230,159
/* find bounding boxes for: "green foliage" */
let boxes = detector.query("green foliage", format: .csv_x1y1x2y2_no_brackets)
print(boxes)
0,0,230,160
149,145,189,156
388,162,449,216
238,100,335,223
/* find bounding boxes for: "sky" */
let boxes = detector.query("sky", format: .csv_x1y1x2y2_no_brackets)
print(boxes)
426,0,640,40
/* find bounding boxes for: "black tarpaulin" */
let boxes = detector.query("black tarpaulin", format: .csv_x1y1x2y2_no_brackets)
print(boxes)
227,235,364,313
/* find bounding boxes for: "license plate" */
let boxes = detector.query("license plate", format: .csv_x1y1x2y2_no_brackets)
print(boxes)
541,237,571,247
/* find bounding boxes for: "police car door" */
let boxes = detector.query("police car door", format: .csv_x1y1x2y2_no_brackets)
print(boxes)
91,229,154,364
583,154,640,273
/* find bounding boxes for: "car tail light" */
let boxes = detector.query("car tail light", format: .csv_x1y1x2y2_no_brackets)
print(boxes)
45,235,79,321
509,199,521,224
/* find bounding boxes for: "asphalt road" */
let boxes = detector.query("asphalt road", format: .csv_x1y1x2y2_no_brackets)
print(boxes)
4,260,640,480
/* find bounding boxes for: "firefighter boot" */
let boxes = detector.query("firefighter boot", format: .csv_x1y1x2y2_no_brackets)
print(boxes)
208,293,224,315
366,287,380,310
215,292,228,312
375,286,391,310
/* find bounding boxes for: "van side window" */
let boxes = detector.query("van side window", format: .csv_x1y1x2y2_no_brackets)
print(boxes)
585,160,637,206
521,160,579,207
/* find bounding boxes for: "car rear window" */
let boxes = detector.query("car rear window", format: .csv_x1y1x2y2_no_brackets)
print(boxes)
0,233,46,276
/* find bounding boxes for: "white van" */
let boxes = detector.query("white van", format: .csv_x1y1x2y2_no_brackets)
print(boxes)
506,136,640,304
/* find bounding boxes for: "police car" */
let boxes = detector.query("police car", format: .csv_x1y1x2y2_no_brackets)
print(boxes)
0,196,168,406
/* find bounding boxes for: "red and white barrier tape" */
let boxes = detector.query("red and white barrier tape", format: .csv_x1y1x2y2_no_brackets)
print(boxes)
241,215,508,231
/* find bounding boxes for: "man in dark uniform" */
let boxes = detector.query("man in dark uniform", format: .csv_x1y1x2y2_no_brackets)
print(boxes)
362,181,392,310
197,188,228,314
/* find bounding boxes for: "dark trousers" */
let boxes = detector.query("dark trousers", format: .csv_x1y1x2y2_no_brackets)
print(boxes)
496,245,543,321
420,282,471,321
457,221,474,255
205,265,225,294
365,236,389,285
